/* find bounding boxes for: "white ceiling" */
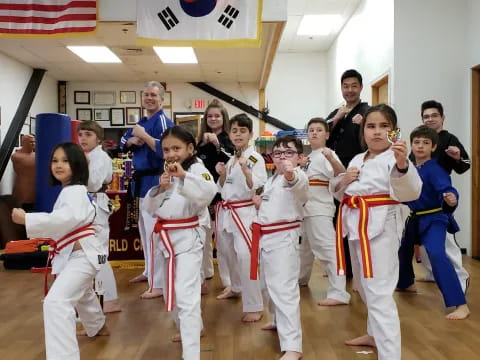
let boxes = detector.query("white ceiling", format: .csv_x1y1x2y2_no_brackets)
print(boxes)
279,0,361,52
0,0,360,84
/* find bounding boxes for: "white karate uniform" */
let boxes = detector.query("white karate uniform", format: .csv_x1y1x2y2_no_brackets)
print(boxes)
200,211,214,282
419,232,470,292
25,185,107,360
300,148,350,303
86,145,119,302
331,149,422,360
144,162,216,360
256,168,308,354
216,146,267,312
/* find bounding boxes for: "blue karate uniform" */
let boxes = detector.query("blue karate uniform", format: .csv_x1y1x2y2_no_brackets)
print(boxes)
120,109,174,198
397,159,465,307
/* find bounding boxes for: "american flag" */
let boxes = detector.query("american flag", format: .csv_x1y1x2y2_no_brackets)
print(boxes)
0,0,96,37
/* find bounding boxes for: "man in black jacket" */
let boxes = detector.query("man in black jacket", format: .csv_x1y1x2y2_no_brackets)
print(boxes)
326,69,370,167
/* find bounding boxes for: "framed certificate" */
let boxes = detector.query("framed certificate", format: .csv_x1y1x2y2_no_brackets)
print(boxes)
94,108,110,121
94,91,116,106
76,108,92,121
126,107,141,125
110,108,125,126
74,91,90,105
120,91,136,104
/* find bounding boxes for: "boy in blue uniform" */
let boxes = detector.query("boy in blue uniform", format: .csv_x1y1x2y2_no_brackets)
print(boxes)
397,125,470,320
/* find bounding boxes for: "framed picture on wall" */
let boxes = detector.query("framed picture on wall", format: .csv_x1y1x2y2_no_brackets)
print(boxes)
29,117,36,135
126,107,141,125
163,91,172,107
94,91,116,106
175,114,201,138
94,108,110,121
76,108,92,121
120,91,136,104
74,91,90,104
110,108,125,126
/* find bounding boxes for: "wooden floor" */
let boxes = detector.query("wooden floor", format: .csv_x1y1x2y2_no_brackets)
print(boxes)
1,258,480,360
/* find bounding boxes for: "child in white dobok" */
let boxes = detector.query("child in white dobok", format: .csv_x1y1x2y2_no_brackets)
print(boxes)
215,113,267,322
12,142,108,360
331,104,422,360
143,126,216,360
299,117,351,306
78,120,121,313
252,135,308,360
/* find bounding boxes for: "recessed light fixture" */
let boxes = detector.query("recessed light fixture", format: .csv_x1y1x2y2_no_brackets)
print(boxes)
153,47,198,64
67,46,122,63
297,14,342,36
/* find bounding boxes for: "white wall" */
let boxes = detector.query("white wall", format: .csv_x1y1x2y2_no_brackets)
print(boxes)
0,52,58,195
266,52,327,129
326,0,394,109
394,0,471,252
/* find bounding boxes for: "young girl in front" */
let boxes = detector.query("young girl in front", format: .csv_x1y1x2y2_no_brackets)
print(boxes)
11,142,108,360
143,126,217,360
331,104,422,360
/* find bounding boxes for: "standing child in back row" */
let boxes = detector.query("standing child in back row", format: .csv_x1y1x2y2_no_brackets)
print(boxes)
331,104,422,360
299,118,351,306
12,142,108,360
397,125,470,320
78,120,121,313
215,113,267,322
252,135,308,360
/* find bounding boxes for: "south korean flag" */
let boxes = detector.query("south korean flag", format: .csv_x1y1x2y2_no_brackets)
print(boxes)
137,0,261,45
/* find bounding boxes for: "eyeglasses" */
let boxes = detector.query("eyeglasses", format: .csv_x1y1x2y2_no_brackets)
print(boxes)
271,150,299,158
422,113,441,120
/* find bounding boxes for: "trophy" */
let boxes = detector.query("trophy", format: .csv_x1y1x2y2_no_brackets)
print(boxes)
164,161,177,183
387,128,402,144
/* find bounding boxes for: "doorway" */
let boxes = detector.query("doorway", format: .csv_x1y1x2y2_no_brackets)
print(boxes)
371,75,389,105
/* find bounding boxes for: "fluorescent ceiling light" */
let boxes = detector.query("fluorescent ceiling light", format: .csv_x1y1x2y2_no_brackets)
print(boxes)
297,15,342,36
67,46,121,63
153,47,198,64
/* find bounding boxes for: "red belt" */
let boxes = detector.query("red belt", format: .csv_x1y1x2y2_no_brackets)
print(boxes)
215,199,254,250
309,179,329,186
150,216,199,312
336,194,399,278
44,224,95,295
250,220,301,280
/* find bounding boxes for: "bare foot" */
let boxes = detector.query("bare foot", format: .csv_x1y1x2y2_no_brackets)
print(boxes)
171,329,205,342
201,281,209,295
446,304,470,320
216,286,241,300
396,284,417,293
129,274,148,283
345,334,376,347
280,351,302,360
140,288,163,299
318,298,348,306
261,322,277,331
242,311,263,322
103,300,122,313
77,323,110,337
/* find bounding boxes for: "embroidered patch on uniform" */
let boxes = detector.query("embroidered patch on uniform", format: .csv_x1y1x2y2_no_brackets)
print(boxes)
202,173,212,181
226,177,233,184
98,254,107,265
248,155,258,164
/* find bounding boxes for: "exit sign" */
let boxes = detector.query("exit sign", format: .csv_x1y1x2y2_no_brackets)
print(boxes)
192,99,207,109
